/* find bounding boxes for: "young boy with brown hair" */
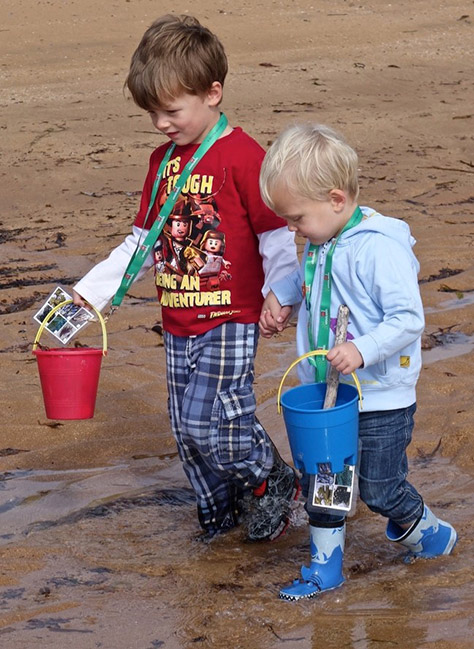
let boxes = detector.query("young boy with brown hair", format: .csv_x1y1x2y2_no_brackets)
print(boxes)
259,122,457,600
72,15,300,541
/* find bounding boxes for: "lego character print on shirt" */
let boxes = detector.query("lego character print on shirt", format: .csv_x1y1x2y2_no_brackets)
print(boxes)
153,159,233,309
158,193,231,286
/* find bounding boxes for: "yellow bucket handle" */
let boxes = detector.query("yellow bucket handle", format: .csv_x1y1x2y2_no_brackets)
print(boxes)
33,299,107,356
277,349,362,414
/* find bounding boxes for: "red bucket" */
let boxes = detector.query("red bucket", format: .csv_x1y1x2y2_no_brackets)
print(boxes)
33,300,107,420
33,347,103,419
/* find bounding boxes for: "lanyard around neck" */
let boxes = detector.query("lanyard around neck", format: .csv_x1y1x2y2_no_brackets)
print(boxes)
304,206,364,381
110,113,229,308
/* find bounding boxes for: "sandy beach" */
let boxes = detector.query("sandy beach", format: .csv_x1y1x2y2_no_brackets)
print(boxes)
1,0,474,647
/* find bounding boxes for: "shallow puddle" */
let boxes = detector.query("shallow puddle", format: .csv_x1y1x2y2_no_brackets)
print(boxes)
0,448,472,648
425,292,474,313
422,332,474,365
0,456,182,544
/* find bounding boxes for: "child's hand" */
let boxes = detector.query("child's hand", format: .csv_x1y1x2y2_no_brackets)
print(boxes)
259,291,292,338
72,289,87,308
326,341,363,375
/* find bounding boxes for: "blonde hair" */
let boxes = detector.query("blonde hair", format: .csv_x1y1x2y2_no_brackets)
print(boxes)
126,14,228,110
260,123,359,208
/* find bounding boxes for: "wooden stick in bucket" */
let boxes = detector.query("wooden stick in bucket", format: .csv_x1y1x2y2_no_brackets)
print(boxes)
323,304,349,409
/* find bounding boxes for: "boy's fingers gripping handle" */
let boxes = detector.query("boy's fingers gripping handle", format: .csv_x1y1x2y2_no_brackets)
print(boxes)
33,299,108,355
277,349,362,414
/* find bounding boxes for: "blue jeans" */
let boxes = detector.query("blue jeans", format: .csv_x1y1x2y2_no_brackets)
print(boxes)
358,403,423,526
307,403,424,527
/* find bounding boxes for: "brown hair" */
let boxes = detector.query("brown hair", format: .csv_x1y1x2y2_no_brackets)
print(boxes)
126,14,228,110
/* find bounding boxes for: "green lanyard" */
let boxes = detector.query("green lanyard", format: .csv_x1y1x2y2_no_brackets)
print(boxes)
111,113,229,308
304,206,364,381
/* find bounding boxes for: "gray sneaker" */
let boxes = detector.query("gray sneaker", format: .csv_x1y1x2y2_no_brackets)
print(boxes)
243,448,300,542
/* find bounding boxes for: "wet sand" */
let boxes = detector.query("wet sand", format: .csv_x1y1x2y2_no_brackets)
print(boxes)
1,0,474,647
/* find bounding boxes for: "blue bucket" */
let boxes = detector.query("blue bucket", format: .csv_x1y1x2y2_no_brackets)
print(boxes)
280,382,359,475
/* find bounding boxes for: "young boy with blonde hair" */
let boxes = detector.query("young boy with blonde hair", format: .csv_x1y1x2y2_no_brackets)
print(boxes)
259,123,457,600
73,15,301,541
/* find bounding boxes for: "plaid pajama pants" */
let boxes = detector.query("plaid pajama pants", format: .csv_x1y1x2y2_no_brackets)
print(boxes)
164,322,274,532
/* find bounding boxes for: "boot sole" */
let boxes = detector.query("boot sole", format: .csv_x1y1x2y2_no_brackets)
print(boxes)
279,580,344,601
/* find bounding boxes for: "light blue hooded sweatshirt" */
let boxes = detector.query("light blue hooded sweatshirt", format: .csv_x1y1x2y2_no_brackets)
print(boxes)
272,207,425,411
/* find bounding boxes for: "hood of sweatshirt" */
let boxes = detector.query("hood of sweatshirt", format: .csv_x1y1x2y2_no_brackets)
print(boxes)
338,206,419,272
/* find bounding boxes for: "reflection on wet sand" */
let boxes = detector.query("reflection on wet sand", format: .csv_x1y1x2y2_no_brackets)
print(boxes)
1,439,471,648
422,332,474,365
0,459,181,544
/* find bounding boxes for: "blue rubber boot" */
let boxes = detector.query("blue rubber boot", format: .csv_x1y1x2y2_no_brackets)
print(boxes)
279,522,345,601
386,504,457,561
